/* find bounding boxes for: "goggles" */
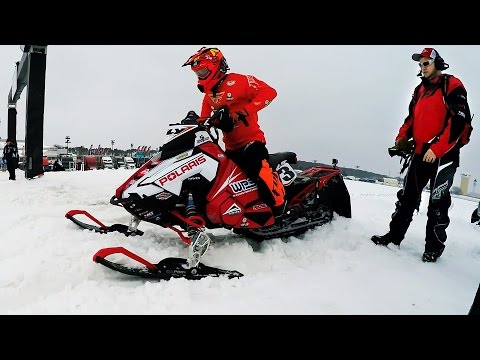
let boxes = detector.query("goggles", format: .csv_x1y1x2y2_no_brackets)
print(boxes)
418,59,435,67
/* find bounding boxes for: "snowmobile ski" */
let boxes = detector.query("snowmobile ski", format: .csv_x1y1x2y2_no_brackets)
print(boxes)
93,247,243,280
65,210,144,236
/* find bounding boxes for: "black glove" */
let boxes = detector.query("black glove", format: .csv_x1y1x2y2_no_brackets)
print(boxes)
210,105,234,133
388,138,414,158
396,138,414,152
232,109,249,127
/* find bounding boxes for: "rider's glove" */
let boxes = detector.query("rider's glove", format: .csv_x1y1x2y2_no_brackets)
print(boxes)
231,109,249,127
210,106,234,133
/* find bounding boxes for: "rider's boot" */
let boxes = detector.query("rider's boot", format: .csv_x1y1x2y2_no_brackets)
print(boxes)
259,160,286,217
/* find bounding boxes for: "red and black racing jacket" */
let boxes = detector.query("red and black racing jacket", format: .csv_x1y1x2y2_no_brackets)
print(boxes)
200,73,277,151
396,74,471,160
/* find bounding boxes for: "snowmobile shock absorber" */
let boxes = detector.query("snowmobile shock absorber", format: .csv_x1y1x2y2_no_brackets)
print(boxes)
184,191,211,269
186,192,198,238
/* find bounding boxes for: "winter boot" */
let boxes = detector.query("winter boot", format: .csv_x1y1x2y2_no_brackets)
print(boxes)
259,160,285,208
371,233,402,247
422,249,443,263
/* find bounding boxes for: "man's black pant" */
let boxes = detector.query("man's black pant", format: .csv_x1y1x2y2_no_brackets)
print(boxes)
7,162,16,180
388,154,457,253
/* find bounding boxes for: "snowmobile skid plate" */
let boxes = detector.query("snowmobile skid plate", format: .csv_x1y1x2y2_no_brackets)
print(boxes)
65,210,144,236
93,247,243,280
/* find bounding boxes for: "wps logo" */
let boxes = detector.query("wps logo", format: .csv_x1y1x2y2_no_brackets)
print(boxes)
158,155,206,186
230,179,257,193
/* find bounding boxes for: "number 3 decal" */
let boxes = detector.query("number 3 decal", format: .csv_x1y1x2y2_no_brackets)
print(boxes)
276,162,297,186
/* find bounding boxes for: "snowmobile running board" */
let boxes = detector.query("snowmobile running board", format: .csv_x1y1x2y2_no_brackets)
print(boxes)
65,210,144,236
93,247,244,280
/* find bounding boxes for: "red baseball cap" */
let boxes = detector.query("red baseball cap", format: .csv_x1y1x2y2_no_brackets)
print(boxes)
412,48,440,61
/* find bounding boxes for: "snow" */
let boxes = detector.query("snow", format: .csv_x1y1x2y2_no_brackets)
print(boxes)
1,168,479,314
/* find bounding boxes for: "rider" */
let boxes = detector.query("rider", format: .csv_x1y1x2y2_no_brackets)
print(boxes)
182,46,285,215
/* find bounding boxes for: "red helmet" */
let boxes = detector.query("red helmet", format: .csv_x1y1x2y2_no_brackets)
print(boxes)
182,47,229,91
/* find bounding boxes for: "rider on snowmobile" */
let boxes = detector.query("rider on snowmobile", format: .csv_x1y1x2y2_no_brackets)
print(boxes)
182,46,285,215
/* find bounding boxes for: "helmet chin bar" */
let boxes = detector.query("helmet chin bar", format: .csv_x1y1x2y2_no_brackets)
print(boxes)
195,67,210,79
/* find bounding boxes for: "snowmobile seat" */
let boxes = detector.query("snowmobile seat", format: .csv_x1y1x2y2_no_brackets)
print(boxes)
284,174,315,198
269,152,297,170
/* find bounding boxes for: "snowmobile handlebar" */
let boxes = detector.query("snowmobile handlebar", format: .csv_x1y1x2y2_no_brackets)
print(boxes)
181,107,233,131
180,111,218,128
179,110,223,144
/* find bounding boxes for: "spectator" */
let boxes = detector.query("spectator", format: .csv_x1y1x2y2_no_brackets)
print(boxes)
3,138,19,180
371,48,472,263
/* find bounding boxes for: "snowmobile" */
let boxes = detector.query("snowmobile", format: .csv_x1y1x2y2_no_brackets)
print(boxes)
66,109,352,280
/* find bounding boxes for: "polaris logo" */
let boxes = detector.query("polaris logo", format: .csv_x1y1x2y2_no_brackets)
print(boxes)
158,155,207,186
230,179,257,193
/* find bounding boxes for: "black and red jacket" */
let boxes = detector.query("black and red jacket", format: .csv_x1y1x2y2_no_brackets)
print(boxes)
200,73,277,151
396,74,471,159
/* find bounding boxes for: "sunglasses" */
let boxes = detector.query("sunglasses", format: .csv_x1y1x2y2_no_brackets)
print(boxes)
418,59,435,67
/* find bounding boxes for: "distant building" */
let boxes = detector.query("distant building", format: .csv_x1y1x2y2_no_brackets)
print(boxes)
460,173,471,195
383,178,399,187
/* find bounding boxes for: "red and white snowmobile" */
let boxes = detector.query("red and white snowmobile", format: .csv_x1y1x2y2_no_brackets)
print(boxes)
66,110,351,280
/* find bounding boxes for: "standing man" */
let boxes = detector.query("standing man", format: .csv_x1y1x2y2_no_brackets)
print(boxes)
3,138,19,180
371,48,472,263
182,47,285,215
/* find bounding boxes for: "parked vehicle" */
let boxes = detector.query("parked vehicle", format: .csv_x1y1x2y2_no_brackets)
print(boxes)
124,156,136,169
101,156,114,169
61,156,76,171
84,156,97,170
114,156,125,169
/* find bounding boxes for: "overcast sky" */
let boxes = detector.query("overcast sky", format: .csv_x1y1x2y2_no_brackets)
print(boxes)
1,45,479,185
